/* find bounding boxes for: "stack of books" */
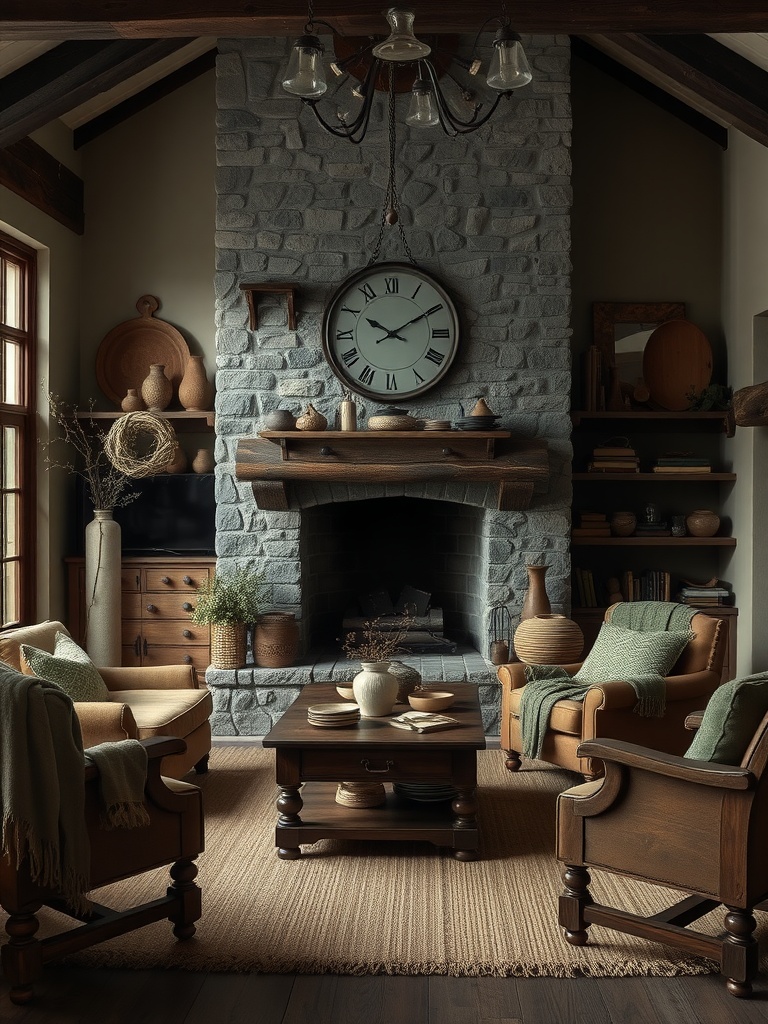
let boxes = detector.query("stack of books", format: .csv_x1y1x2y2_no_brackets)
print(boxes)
676,578,732,606
574,567,599,607
652,454,712,474
634,520,671,537
572,511,611,538
588,443,639,473
620,570,671,602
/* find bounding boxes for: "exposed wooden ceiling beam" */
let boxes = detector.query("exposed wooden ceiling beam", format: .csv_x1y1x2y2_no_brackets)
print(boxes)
5,1,768,39
0,138,84,234
583,33,768,147
0,39,191,149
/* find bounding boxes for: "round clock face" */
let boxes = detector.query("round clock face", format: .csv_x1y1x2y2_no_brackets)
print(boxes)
322,262,460,402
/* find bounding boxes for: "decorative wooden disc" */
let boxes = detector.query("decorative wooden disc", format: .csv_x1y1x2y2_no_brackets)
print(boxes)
642,319,713,411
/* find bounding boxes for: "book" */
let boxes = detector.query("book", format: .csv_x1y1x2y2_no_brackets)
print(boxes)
571,526,611,536
587,462,640,472
592,446,636,456
579,511,608,521
652,466,712,474
655,457,711,466
389,712,459,733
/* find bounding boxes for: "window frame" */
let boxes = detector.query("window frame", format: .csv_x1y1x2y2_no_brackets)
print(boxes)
0,231,37,627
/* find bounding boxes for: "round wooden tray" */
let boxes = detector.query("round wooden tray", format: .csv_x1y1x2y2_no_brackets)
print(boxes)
642,319,712,411
95,295,190,408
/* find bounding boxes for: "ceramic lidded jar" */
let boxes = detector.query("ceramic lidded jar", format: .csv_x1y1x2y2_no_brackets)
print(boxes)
141,363,173,411
178,355,214,411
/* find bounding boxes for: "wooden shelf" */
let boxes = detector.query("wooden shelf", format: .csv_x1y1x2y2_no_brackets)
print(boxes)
572,472,736,482
75,410,215,430
571,409,734,436
571,537,737,547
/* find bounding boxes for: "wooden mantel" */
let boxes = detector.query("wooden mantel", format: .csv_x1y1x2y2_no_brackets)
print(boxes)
235,430,549,511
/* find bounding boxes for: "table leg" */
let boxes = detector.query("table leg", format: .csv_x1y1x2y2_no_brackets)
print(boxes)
276,785,303,860
451,787,478,861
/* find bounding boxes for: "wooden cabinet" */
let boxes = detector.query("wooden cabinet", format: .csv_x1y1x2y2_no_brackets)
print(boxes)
570,410,737,674
67,556,214,679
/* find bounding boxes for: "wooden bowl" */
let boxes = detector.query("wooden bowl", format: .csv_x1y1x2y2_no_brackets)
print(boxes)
336,685,355,700
408,691,455,712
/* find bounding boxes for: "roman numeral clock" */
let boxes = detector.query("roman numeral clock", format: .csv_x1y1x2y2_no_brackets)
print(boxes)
321,262,460,401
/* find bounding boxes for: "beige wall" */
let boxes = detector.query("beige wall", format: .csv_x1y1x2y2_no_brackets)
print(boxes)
79,70,216,405
722,130,768,672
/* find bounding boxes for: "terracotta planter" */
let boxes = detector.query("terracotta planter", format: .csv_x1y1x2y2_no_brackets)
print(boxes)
520,564,552,620
513,613,584,666
686,509,720,538
210,622,247,669
254,612,300,668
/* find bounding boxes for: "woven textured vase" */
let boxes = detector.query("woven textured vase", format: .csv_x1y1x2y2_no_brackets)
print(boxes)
513,613,584,666
254,612,299,668
211,622,247,669
140,363,173,411
520,564,552,620
388,660,422,703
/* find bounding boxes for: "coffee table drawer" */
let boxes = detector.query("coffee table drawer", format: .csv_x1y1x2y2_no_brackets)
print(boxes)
300,747,452,782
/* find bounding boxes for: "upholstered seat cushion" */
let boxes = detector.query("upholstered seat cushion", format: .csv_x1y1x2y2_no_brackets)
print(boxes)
508,687,584,735
116,687,213,739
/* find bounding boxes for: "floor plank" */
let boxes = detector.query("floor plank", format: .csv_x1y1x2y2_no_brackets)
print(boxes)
515,976,613,1024
597,976,702,1024
185,972,295,1024
281,974,340,1024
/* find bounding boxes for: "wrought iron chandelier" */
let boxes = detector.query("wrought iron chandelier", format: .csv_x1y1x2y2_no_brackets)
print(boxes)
281,3,532,142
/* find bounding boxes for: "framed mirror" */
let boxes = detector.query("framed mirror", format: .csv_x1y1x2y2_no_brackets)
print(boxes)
593,301,686,389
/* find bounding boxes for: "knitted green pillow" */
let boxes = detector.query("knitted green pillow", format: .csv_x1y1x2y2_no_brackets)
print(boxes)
574,622,691,684
685,673,768,764
20,632,110,702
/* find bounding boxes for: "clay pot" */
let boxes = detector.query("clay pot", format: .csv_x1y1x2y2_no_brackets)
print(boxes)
686,509,720,538
610,511,637,537
520,564,552,620
178,355,214,411
513,613,584,666
165,443,187,474
121,388,144,412
141,364,173,411
254,612,300,668
192,448,214,474
264,408,297,431
296,404,327,431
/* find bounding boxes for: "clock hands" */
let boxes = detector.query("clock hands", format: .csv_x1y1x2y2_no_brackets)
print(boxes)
388,304,444,335
369,304,445,343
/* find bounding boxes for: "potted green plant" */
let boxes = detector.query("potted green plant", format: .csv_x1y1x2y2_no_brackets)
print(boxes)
190,566,264,669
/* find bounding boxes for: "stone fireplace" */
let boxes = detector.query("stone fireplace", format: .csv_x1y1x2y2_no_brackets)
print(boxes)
208,34,573,737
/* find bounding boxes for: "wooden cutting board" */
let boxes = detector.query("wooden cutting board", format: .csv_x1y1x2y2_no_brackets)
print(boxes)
642,319,713,411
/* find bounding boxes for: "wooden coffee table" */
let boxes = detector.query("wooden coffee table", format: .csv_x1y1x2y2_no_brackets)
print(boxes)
262,682,486,861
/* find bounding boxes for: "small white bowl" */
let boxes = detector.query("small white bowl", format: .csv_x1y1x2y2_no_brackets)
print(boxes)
407,691,455,712
336,685,355,700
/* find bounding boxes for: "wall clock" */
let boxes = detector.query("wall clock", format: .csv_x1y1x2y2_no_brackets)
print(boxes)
322,262,460,402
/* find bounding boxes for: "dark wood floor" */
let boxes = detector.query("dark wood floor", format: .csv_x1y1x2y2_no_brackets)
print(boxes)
3,968,768,1023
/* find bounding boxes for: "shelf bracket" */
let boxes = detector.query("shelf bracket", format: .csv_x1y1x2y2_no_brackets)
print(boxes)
240,283,297,331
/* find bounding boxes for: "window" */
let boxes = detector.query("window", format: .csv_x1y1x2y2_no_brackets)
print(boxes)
0,233,36,627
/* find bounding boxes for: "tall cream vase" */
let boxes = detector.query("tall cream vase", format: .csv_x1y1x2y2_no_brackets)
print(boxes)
84,509,122,667
352,661,399,718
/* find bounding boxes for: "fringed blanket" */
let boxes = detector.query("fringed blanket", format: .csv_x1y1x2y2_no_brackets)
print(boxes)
85,740,150,830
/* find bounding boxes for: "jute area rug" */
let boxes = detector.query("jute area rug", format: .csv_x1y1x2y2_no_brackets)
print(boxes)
59,747,762,978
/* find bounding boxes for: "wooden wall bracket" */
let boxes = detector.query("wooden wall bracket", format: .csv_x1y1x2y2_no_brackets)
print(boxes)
240,283,297,330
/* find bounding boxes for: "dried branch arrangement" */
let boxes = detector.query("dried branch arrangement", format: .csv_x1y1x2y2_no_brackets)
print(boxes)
342,612,414,663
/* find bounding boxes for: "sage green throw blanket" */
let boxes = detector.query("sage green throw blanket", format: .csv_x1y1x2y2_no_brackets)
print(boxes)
519,602,696,760
85,740,150,830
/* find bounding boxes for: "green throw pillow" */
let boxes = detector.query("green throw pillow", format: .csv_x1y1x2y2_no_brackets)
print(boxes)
574,622,691,684
685,672,768,764
21,632,110,702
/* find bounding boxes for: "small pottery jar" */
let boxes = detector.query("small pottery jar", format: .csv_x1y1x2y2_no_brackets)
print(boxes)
254,612,300,668
520,564,552,620
513,613,584,666
121,388,144,412
264,408,297,431
490,640,510,665
178,355,214,411
192,448,214,474
165,443,187,474
686,509,720,538
352,661,400,718
610,511,637,537
296,403,328,431
388,660,422,703
141,363,173,411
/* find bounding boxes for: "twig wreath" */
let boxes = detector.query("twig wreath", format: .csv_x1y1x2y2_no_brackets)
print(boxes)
104,411,178,478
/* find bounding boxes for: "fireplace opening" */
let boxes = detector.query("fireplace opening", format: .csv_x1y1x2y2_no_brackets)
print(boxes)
301,496,488,655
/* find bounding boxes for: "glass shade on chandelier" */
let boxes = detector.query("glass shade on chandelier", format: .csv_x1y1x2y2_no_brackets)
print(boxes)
281,6,533,140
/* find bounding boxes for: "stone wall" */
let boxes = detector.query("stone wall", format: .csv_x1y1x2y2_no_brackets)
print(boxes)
210,35,573,736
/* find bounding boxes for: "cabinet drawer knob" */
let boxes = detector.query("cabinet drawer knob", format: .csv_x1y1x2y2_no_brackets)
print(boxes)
161,576,171,585
442,447,453,456
319,446,333,456
146,603,157,613
182,601,194,612
183,655,193,665
182,629,192,639
183,575,193,586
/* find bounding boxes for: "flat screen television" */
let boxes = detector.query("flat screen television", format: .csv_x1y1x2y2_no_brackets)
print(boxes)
76,473,215,556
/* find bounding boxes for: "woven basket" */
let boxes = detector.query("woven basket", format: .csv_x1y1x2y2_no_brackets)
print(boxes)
211,622,247,669
254,612,299,668
335,782,386,808
513,613,584,666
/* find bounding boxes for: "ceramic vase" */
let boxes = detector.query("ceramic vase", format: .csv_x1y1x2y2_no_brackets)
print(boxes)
296,404,327,431
141,363,173,411
610,511,637,537
165,443,187,474
264,408,297,431
352,661,399,718
192,448,214,474
513,613,584,666
686,509,720,538
254,612,300,668
84,509,122,667
121,388,144,412
520,564,552,620
178,355,214,411
211,622,247,669
388,660,422,703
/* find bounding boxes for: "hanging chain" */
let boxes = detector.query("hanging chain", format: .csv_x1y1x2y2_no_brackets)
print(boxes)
368,64,416,267
305,0,316,33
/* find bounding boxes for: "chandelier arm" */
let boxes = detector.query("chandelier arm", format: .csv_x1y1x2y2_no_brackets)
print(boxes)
422,60,508,135
303,56,379,142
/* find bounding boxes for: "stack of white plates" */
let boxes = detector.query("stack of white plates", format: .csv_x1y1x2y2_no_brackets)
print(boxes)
393,782,458,803
422,419,451,431
307,702,361,728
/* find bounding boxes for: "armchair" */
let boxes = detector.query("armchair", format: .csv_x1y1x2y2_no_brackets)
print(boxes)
556,706,768,997
0,621,212,778
1,734,203,1004
498,603,727,779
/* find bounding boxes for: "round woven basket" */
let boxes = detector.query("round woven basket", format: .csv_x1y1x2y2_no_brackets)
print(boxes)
254,612,299,668
335,782,386,808
210,622,247,670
